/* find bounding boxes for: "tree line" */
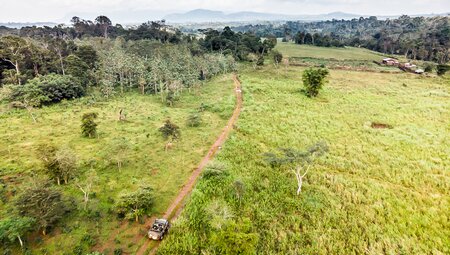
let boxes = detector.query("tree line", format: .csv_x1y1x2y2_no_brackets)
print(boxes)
234,15,450,63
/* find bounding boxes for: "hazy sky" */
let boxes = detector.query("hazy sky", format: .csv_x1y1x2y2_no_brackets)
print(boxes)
1,0,449,22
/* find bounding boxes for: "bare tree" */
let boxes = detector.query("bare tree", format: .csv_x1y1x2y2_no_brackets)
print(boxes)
75,170,98,210
264,141,328,195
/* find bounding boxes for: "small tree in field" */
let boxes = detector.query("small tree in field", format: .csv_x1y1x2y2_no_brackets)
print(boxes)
186,112,202,127
0,217,35,248
109,137,132,170
15,181,67,235
159,119,181,140
116,185,153,222
81,112,98,138
55,146,77,184
37,144,77,185
264,141,328,195
302,68,329,97
273,50,283,67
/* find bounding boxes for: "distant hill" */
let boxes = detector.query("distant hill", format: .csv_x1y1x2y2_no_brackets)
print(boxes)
0,22,58,28
164,9,365,23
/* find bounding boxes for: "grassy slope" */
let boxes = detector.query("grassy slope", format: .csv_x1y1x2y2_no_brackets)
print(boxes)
275,42,387,61
0,74,235,254
158,63,449,253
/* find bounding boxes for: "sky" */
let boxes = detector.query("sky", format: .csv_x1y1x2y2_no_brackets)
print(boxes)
0,0,449,23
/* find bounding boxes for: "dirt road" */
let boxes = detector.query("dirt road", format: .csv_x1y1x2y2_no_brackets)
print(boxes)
97,74,242,255
135,74,242,255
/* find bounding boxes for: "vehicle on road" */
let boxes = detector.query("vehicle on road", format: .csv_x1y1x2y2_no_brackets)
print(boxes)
148,219,170,240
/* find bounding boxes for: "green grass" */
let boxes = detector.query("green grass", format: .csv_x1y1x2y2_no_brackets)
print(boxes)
276,42,388,61
158,64,449,254
0,74,235,254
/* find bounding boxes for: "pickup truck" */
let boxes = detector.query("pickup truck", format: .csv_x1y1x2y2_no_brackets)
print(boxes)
148,219,170,240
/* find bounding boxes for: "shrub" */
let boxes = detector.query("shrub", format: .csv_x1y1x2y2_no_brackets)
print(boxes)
115,185,153,222
159,119,181,140
186,112,202,127
256,55,264,66
436,64,450,76
6,74,84,107
272,50,283,64
81,112,98,138
302,68,329,97
423,63,434,73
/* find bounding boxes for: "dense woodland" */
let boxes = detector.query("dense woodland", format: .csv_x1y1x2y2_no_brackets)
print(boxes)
0,16,276,107
234,15,450,63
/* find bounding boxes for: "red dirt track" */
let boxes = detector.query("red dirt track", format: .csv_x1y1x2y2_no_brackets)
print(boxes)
97,74,242,255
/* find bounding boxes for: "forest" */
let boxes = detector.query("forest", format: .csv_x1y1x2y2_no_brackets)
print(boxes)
233,15,450,63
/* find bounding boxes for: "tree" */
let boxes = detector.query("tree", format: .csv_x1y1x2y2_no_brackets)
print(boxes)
65,54,90,86
0,36,29,85
15,181,67,235
116,185,154,222
95,16,112,38
81,112,98,138
272,50,283,67
159,119,181,140
302,68,329,97
55,146,77,184
75,170,98,210
264,141,328,195
186,112,202,127
0,217,35,247
108,137,132,170
37,144,77,185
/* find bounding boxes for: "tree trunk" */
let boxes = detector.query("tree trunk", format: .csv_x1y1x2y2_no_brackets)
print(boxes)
42,229,46,236
58,51,65,75
135,214,139,223
17,235,23,247
57,177,61,185
15,60,21,85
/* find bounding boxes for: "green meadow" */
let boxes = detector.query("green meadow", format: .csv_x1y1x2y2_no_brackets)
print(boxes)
0,75,235,254
158,52,450,253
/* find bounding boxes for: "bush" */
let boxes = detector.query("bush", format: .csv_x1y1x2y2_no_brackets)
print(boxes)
159,119,181,140
6,74,84,107
256,56,264,66
115,185,153,222
436,64,450,76
302,68,329,97
186,112,202,127
81,112,98,138
423,63,434,73
272,50,283,64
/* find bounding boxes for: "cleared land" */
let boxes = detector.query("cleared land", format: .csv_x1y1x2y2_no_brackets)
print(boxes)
0,75,235,254
158,47,450,254
275,42,410,72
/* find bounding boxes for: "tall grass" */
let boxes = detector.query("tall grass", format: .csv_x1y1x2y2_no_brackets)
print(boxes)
158,65,449,254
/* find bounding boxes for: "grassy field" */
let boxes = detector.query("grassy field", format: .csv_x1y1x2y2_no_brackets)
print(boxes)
275,42,412,72
158,61,450,253
0,75,235,254
276,42,387,61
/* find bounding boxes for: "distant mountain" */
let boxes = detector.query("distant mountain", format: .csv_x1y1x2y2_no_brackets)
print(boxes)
0,22,58,28
163,9,364,23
